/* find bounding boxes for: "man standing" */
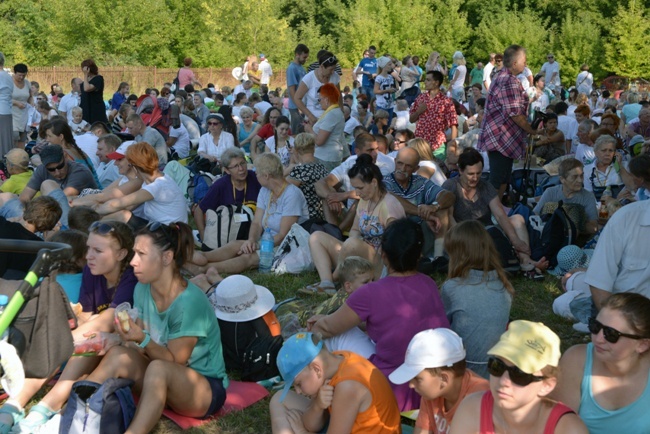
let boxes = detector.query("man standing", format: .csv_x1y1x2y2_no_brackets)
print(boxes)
259,54,273,87
287,44,309,135
469,62,484,86
409,70,458,160
477,45,537,200
540,53,561,90
354,45,378,100
58,78,82,123
483,53,496,93
555,101,579,154
576,64,593,95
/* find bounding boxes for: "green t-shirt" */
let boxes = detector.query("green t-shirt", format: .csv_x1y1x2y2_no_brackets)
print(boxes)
0,170,34,194
134,281,228,387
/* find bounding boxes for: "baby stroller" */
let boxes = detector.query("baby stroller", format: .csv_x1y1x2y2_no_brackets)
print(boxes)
0,240,76,386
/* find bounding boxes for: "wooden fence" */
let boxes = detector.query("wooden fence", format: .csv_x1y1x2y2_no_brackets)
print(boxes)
28,66,355,95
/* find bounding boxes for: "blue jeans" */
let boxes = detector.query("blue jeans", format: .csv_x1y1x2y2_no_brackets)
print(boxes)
0,190,70,227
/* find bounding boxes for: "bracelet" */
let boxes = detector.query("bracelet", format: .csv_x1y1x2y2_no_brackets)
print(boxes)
137,330,151,349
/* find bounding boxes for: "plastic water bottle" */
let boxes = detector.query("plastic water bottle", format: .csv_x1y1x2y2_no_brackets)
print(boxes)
599,186,612,219
259,228,275,274
0,295,9,340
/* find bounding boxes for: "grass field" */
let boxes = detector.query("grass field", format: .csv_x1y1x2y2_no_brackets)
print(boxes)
141,268,590,433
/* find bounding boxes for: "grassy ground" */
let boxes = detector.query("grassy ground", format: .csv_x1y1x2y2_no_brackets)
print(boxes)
19,268,588,433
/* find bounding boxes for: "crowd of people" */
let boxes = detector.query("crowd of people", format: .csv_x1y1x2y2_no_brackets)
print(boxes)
0,41,649,434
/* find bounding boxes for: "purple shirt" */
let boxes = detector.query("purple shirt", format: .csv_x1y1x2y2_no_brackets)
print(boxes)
346,273,449,411
477,68,529,159
78,266,137,314
198,171,261,213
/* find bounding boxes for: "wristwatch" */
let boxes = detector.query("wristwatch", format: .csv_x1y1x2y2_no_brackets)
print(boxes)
138,330,151,349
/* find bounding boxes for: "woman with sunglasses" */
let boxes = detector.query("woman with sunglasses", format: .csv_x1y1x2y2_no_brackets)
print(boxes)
451,320,587,434
83,222,228,432
293,51,341,125
553,293,650,433
1,221,137,432
94,142,188,229
197,113,235,165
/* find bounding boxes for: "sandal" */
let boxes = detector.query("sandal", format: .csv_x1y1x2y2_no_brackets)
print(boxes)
0,404,24,434
11,404,57,434
297,282,337,296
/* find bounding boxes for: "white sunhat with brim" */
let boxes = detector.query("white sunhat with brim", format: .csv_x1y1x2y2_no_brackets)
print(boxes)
210,275,275,322
389,328,466,385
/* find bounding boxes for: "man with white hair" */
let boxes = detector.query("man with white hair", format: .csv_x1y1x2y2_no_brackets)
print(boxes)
540,53,561,90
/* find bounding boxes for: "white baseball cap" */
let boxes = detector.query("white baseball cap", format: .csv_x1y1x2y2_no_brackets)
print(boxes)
389,329,466,385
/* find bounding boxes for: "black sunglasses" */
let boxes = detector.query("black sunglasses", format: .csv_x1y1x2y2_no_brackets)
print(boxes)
89,221,115,235
146,221,174,246
46,159,66,172
588,317,645,344
487,357,545,387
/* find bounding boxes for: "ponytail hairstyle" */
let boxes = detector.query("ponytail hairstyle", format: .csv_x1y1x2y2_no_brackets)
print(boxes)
348,153,386,193
444,220,514,294
44,117,95,173
381,218,422,272
138,222,194,272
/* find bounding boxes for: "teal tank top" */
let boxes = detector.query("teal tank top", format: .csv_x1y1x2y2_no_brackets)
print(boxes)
579,343,650,433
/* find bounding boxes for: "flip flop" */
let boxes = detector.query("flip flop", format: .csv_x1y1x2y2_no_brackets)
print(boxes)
297,282,337,296
11,404,57,434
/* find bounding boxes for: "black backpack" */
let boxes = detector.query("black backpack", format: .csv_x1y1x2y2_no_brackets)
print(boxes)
241,335,284,382
486,225,520,273
530,201,577,267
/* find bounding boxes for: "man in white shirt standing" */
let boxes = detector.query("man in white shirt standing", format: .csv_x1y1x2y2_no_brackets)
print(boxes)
259,54,273,87
482,53,496,93
555,101,579,154
58,78,82,123
576,64,593,96
540,53,561,90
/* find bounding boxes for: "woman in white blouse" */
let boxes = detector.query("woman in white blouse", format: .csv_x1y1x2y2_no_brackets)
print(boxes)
197,113,235,164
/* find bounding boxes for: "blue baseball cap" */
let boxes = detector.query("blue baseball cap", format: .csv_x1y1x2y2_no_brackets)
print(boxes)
277,332,323,402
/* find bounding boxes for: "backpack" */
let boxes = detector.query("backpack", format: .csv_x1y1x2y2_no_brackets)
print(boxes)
530,201,577,267
187,172,215,205
171,69,181,93
202,204,254,250
485,225,520,273
59,378,136,434
241,335,284,382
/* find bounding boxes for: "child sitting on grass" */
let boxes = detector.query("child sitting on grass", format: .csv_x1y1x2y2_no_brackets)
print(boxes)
389,328,489,434
270,332,401,434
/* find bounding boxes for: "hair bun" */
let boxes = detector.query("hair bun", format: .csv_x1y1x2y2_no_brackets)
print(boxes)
355,153,374,168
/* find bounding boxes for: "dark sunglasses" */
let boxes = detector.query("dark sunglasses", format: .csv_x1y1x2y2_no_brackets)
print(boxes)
146,221,174,246
89,221,115,235
588,317,645,344
487,357,545,387
394,139,407,144
46,159,66,172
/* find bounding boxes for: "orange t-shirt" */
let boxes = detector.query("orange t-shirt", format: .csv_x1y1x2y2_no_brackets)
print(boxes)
329,351,401,434
416,369,489,434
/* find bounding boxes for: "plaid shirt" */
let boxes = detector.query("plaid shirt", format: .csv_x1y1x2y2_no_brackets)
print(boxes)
477,68,529,159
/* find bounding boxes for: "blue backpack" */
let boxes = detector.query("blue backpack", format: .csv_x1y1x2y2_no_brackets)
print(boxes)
59,378,136,433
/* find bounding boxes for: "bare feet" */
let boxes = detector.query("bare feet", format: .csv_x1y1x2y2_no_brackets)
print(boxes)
190,274,211,292
205,267,223,286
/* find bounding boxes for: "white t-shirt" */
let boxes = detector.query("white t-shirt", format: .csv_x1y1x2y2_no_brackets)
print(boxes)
330,153,395,207
197,131,235,161
483,63,494,90
254,101,272,116
259,60,273,85
301,71,341,119
58,92,80,122
169,123,191,158
257,184,309,236
313,108,346,162
557,115,579,152
96,161,120,189
575,143,595,166
75,133,100,169
419,160,447,187
264,136,294,166
517,67,532,90
141,175,188,224
540,61,561,88
374,75,395,110
576,71,593,95
451,65,467,90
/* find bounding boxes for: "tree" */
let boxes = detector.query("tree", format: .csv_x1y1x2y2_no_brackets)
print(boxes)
604,0,650,78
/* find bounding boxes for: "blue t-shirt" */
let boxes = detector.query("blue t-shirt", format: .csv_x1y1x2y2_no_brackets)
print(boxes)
286,62,306,110
134,280,229,384
111,92,127,111
56,273,83,304
384,173,443,224
358,58,378,88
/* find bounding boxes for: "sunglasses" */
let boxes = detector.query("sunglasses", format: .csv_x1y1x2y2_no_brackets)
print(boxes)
588,317,645,344
46,159,66,172
321,56,338,67
394,139,407,144
146,221,175,247
89,221,115,235
487,357,545,387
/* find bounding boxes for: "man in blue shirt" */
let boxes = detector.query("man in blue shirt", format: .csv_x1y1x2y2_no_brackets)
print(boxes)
354,45,378,101
286,44,309,135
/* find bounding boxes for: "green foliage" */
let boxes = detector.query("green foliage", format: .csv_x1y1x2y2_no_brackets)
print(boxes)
1,0,649,82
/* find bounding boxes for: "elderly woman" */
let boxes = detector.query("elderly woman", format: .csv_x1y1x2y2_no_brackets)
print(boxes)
0,53,12,156
11,63,30,147
583,135,626,200
189,153,309,274
309,218,448,411
197,113,235,164
287,133,329,220
442,148,545,272
236,106,260,154
534,158,599,235
306,154,405,293
80,59,108,124
293,51,341,124
553,293,650,434
303,83,346,171
95,142,188,228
